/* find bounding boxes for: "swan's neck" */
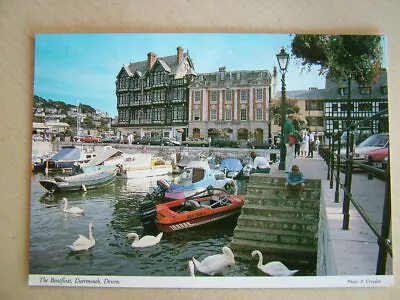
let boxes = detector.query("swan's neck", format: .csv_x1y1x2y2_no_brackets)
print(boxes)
89,226,94,241
256,252,263,267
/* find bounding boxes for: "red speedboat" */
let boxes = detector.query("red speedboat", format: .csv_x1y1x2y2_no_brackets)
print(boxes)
138,182,245,232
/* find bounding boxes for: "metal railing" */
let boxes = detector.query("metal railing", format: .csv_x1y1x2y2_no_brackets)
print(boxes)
319,110,391,275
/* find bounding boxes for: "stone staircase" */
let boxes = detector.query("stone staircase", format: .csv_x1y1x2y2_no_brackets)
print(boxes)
229,174,321,267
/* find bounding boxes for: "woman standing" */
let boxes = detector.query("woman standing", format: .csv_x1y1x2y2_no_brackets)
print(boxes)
300,130,309,157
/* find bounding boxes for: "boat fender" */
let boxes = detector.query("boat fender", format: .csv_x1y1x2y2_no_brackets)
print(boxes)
81,184,87,192
224,182,237,195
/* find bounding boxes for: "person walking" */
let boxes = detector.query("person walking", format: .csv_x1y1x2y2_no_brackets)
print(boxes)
300,130,309,157
307,131,315,158
283,114,297,173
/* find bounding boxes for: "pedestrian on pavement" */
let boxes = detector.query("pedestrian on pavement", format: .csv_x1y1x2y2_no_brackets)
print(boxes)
285,164,305,194
283,114,297,173
300,130,309,157
308,131,315,158
250,151,270,173
315,137,320,152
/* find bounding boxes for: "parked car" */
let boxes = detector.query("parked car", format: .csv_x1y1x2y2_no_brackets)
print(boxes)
364,145,389,170
164,138,182,146
351,133,389,161
182,138,209,147
134,137,151,145
210,136,239,148
247,139,270,149
32,134,49,142
79,136,101,143
102,136,119,143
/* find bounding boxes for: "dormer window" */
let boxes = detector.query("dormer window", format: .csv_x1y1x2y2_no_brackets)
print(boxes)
359,85,372,95
381,85,388,95
338,87,348,96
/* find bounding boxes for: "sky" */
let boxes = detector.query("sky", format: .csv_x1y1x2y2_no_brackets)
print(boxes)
33,33,386,117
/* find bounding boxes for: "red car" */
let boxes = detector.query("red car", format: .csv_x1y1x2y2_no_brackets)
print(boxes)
79,136,101,143
365,146,389,170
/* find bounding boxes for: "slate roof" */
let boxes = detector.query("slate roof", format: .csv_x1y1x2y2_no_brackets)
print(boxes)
126,54,187,77
275,69,387,101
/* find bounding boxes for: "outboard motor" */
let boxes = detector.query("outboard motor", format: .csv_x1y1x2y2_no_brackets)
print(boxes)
138,179,170,226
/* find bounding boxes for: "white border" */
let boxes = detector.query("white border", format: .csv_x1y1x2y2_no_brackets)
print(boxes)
29,274,394,289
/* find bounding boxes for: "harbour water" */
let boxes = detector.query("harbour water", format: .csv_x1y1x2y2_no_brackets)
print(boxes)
30,170,315,277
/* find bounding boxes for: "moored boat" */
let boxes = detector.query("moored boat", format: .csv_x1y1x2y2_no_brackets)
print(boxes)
162,160,237,201
46,145,97,172
116,153,172,179
39,169,117,193
219,158,244,178
139,184,245,232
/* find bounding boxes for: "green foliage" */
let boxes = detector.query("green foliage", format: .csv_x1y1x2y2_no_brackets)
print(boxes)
270,100,300,125
59,116,77,127
291,35,383,83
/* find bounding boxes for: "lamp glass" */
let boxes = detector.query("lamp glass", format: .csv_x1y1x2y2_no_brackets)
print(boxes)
276,48,289,72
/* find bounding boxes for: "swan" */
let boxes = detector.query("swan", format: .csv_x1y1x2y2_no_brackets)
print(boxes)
188,260,195,277
62,198,84,214
126,232,163,248
67,223,95,252
251,250,299,276
192,246,235,276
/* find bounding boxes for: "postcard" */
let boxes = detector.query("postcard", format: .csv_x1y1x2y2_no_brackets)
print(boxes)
29,33,393,288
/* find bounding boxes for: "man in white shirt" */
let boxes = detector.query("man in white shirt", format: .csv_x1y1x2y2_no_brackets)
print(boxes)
250,151,270,172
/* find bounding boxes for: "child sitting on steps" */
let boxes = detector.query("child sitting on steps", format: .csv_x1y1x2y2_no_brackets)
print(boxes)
285,165,305,199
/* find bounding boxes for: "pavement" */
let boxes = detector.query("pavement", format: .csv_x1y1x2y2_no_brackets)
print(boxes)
268,152,393,276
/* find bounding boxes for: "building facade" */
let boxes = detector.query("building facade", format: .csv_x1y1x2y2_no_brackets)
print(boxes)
115,46,196,140
323,70,388,136
188,67,273,141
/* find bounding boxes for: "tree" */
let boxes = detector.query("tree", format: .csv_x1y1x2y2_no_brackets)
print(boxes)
291,34,383,155
291,35,383,83
270,99,300,127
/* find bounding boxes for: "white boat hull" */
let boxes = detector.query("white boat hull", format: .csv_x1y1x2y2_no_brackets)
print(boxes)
119,165,172,179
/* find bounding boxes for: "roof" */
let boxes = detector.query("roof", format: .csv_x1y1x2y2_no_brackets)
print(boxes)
32,122,48,129
125,53,190,77
82,148,123,167
50,146,83,161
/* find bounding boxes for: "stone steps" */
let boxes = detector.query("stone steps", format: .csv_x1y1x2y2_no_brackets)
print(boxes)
233,225,317,247
241,204,319,220
237,214,318,233
249,174,322,189
245,194,320,209
230,175,321,268
230,238,317,264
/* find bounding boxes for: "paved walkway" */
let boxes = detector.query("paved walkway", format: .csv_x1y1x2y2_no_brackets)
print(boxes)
268,152,392,275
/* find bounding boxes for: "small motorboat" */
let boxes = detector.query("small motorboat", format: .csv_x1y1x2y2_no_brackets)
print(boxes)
78,146,135,174
161,160,237,201
39,169,117,193
219,158,244,178
45,145,97,172
138,182,245,232
116,153,173,179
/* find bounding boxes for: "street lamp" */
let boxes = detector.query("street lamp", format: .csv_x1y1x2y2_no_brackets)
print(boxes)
276,47,290,170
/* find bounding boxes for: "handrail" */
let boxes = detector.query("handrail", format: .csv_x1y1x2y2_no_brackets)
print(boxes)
320,112,391,275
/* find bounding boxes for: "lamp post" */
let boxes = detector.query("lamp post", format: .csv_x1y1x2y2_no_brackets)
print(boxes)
276,47,290,170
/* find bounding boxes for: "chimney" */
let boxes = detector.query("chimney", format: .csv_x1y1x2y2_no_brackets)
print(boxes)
177,46,184,64
147,52,157,68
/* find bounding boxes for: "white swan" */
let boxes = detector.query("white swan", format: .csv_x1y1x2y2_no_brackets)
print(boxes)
251,250,299,276
188,260,195,277
62,198,84,214
126,232,163,248
67,223,95,252
192,246,235,276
